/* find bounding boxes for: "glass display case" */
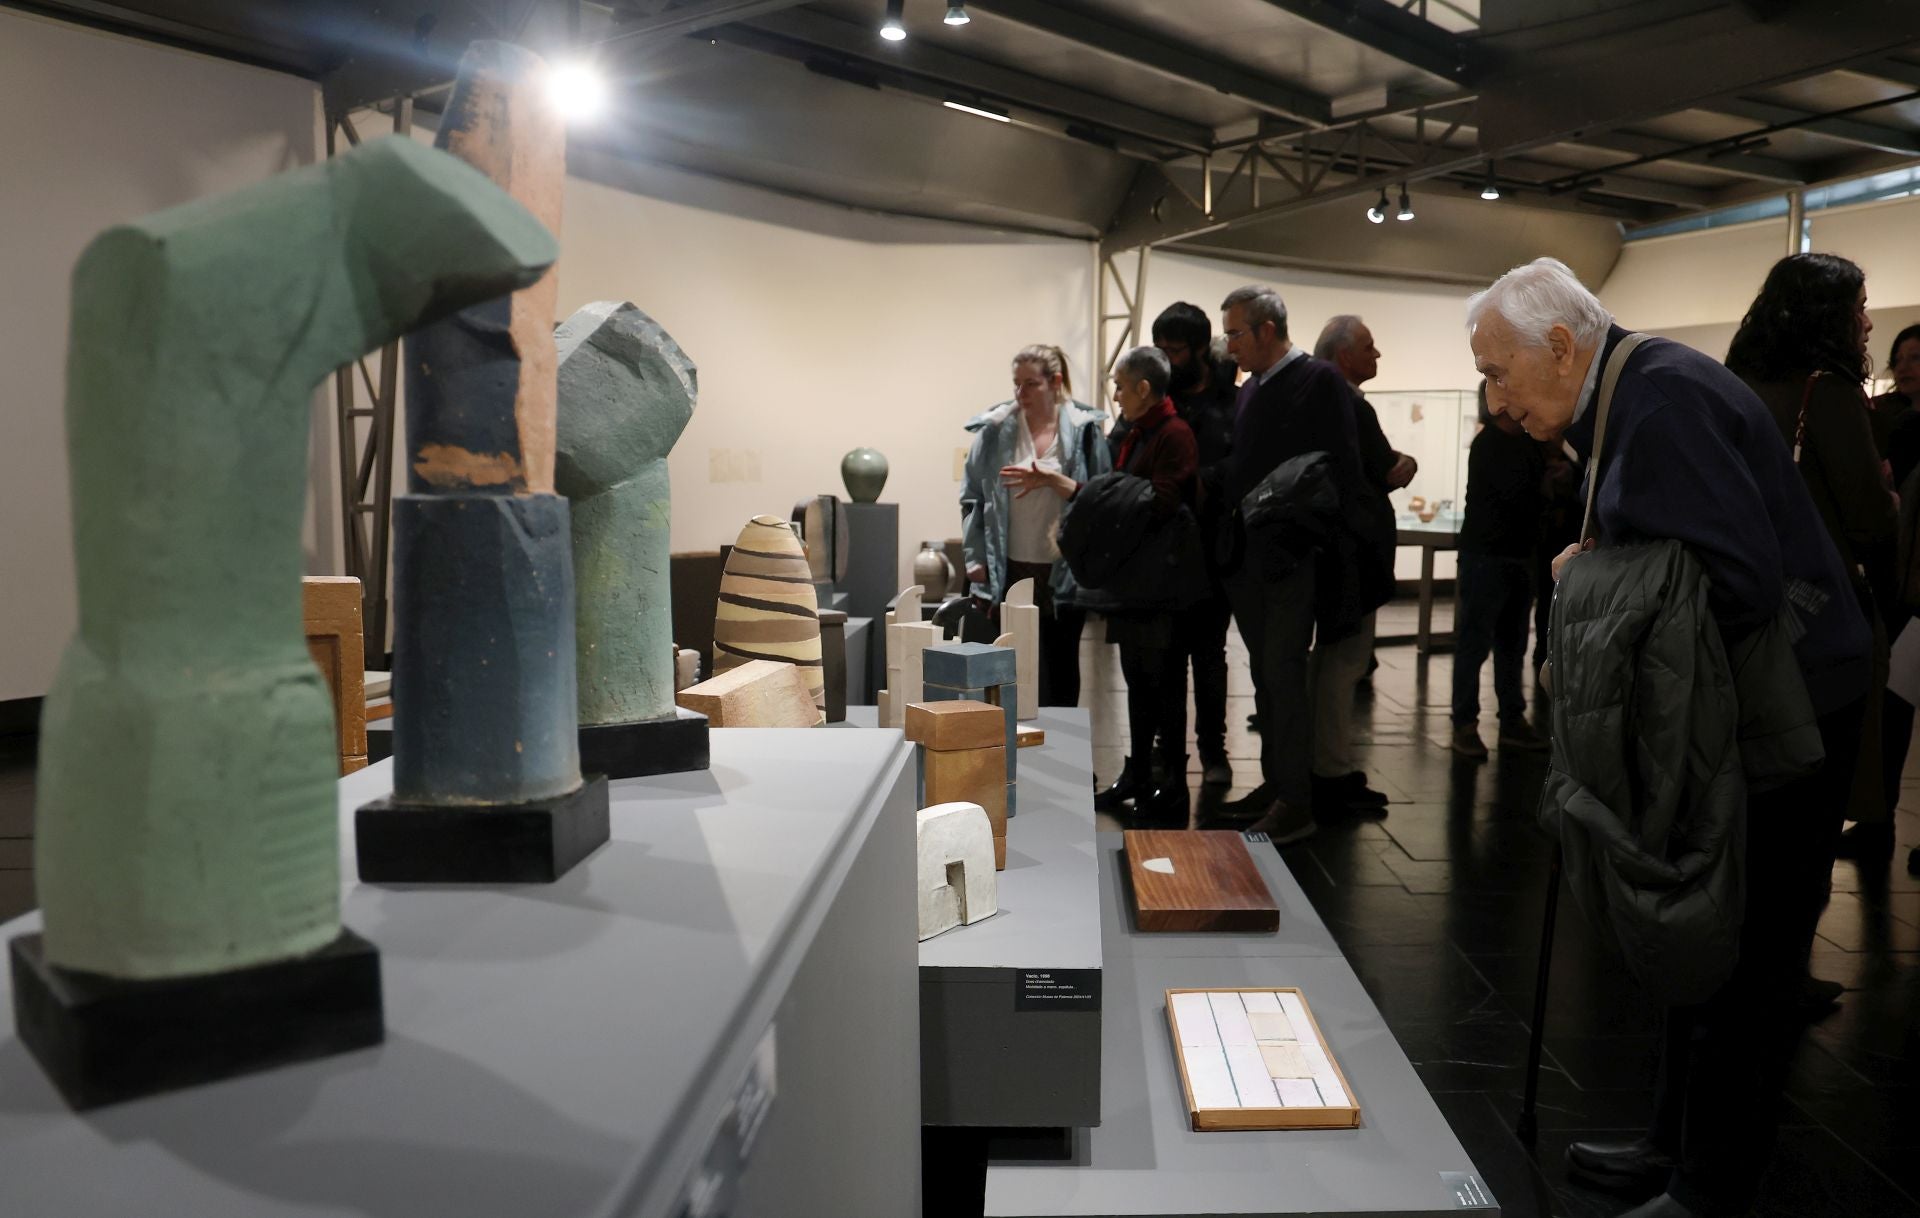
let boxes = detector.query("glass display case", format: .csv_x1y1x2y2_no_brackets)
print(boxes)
1364,388,1479,536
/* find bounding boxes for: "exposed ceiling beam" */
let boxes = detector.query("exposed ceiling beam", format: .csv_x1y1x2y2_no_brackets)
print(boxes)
597,0,810,47
734,8,1213,153
1848,57,1920,90
1474,0,1920,153
1706,96,1920,155
965,0,1334,126
1248,0,1486,84
1569,130,1807,185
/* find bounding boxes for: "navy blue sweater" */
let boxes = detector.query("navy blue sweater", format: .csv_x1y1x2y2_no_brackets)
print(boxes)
1564,327,1869,713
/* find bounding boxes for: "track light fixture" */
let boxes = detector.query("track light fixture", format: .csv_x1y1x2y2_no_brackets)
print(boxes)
944,3,970,25
1396,184,1415,221
1366,189,1388,224
881,0,906,40
1480,162,1500,201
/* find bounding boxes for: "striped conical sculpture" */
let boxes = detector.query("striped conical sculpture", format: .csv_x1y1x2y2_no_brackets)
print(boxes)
715,515,824,711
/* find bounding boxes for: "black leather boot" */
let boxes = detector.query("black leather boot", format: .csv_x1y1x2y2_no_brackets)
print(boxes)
1138,755,1191,821
1094,756,1147,812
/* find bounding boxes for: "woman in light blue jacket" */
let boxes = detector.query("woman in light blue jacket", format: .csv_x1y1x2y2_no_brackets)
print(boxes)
960,344,1112,706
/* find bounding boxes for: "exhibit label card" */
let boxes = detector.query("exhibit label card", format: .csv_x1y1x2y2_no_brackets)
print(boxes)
1016,969,1101,1011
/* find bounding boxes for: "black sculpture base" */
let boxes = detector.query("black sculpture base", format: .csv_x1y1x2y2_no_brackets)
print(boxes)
356,775,611,884
9,929,383,1111
577,708,709,779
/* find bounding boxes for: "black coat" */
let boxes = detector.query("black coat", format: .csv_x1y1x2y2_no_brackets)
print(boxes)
1057,472,1205,611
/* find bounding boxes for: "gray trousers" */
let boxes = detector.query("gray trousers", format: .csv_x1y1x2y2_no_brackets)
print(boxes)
1310,610,1375,778
1226,563,1317,812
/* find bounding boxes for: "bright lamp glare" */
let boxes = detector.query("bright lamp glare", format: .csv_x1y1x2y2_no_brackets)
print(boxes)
1480,183,1501,200
1366,205,1385,224
944,100,1009,122
880,19,907,40
547,61,608,122
944,4,970,23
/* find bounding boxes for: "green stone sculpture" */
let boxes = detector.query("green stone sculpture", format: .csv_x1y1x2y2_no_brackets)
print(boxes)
555,302,698,725
33,136,558,980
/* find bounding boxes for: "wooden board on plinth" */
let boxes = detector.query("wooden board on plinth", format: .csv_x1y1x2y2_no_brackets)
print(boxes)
1124,830,1278,933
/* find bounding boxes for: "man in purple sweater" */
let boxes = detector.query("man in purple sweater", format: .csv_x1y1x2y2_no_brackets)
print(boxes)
1468,258,1867,1218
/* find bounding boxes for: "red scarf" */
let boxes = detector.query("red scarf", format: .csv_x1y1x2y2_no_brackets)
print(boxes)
1116,396,1175,470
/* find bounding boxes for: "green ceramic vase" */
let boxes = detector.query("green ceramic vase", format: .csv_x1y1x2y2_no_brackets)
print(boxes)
841,447,889,503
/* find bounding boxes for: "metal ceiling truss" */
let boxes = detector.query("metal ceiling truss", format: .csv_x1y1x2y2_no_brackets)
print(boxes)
325,99,412,661
1100,108,1485,256
1097,245,1152,387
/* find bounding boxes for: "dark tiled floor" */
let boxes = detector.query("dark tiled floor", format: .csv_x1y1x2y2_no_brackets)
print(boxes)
1087,599,1920,1218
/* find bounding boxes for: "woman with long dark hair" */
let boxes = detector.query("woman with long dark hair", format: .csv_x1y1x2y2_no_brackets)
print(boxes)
1726,252,1896,1003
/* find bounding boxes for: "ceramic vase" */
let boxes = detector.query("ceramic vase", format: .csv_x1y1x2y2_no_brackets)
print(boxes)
713,515,824,710
841,447,889,503
913,541,953,596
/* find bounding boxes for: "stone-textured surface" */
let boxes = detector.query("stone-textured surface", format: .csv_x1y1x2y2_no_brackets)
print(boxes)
918,801,998,941
1004,577,1041,720
714,516,824,709
34,134,555,979
554,301,697,727
389,495,581,803
391,40,583,808
405,41,564,496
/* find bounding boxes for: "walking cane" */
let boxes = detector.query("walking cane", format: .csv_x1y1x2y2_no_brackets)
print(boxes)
1516,840,1562,1144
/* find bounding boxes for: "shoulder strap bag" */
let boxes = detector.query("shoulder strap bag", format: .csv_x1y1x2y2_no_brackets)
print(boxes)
1543,332,1652,697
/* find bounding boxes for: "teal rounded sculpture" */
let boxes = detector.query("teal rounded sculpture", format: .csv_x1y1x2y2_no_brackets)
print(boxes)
841,447,890,503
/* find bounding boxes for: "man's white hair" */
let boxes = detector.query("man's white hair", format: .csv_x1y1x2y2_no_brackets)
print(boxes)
1466,257,1613,348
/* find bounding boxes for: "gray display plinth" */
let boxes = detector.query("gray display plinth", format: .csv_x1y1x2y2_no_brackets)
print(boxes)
983,833,1497,1217
0,728,921,1218
845,706,1102,1128
842,501,899,702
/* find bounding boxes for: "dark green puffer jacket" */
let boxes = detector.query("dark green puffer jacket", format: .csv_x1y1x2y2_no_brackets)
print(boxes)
1543,540,1822,1005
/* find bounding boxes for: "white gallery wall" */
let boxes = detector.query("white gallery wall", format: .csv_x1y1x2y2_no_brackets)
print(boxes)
1598,199,1920,374
0,10,322,701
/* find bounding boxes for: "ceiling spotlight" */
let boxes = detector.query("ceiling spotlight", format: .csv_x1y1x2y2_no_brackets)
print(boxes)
944,97,1009,122
881,0,907,40
1396,184,1415,221
546,59,608,123
1366,189,1388,224
944,3,970,24
1480,162,1501,200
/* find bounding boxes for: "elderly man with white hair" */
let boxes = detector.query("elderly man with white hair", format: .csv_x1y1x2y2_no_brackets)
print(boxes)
1469,258,1868,1218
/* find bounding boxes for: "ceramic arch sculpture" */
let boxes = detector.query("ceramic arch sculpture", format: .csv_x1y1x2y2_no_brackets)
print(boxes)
357,41,611,884
13,132,556,1110
554,301,711,776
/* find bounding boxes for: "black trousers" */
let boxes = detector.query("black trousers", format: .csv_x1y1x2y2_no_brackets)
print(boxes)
1165,586,1231,760
1652,696,1864,1217
1004,560,1085,708
1115,612,1180,771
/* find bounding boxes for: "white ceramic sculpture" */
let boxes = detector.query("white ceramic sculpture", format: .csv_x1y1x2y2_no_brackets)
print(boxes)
917,801,998,941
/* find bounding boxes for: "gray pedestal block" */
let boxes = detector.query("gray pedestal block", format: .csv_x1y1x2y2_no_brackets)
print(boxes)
845,707,1102,1128
842,501,898,702
982,832,1498,1217
0,728,921,1218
